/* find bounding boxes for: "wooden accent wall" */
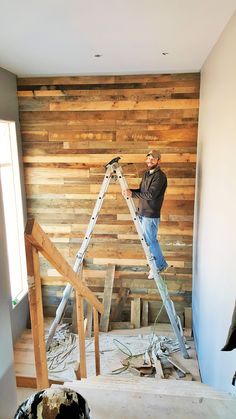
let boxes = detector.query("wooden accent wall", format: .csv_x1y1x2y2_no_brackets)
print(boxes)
17,74,200,323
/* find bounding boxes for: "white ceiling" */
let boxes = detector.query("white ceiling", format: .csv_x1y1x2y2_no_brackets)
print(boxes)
0,0,236,77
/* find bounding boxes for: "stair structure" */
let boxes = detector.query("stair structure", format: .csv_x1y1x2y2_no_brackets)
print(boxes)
53,376,236,419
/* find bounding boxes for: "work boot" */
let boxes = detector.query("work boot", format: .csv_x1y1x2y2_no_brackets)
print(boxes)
148,263,169,279
148,270,154,279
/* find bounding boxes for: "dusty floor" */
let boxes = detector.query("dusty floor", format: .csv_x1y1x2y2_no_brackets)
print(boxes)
15,322,199,406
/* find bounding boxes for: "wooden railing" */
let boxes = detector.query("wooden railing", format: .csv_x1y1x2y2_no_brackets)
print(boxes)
25,218,104,389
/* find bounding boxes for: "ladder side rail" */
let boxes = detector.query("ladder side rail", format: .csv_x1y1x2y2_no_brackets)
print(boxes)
74,166,112,271
114,164,189,358
46,282,73,350
46,166,112,349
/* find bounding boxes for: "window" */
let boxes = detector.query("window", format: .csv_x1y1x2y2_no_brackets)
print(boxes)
0,120,28,306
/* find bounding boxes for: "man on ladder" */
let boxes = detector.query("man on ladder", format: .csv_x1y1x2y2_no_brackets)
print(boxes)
46,154,189,358
123,150,168,279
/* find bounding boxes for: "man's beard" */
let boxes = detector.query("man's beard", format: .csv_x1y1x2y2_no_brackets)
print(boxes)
147,162,158,170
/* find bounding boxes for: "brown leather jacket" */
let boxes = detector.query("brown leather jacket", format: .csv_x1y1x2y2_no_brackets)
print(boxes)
131,166,167,218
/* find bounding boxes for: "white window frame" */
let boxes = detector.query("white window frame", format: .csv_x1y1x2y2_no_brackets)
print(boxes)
0,120,28,306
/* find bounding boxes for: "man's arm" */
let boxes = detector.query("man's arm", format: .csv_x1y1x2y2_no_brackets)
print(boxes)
122,189,132,198
131,171,167,201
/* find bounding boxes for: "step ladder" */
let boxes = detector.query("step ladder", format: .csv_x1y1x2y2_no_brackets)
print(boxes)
46,157,189,359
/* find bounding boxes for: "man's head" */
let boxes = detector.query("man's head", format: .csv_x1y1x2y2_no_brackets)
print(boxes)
146,150,161,170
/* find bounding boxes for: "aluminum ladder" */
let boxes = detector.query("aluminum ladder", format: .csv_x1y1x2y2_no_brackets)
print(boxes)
46,157,189,358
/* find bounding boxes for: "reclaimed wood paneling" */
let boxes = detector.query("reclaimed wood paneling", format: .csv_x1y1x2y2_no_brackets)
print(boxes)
18,73,200,322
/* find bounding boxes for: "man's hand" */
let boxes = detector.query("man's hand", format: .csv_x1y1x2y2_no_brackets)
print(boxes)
122,189,132,198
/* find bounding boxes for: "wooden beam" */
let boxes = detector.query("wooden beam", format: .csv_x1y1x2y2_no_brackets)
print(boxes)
93,308,100,376
100,264,115,332
25,218,104,314
25,241,49,389
110,322,134,330
16,376,63,389
76,294,87,378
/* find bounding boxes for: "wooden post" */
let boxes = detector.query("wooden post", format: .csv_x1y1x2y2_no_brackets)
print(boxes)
184,307,192,337
86,304,93,338
71,265,84,333
93,307,100,376
100,264,115,332
141,300,149,327
25,240,49,389
71,290,78,334
131,298,141,329
76,293,87,378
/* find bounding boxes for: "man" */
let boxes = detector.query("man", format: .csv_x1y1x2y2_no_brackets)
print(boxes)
123,150,168,278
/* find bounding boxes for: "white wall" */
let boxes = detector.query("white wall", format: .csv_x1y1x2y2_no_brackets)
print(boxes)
0,180,18,418
0,67,28,417
193,11,236,394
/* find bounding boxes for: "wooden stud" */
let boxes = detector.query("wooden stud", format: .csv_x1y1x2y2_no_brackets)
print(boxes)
25,240,49,389
141,300,149,327
86,304,93,338
100,264,115,332
71,265,84,334
74,362,81,380
71,290,78,334
93,308,100,376
76,294,87,378
184,307,192,337
131,298,141,329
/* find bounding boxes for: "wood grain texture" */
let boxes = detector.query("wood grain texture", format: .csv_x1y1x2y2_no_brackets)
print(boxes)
25,243,49,389
100,264,115,332
18,73,200,322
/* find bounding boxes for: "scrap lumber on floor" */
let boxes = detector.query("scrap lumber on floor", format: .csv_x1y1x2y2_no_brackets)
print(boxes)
14,323,200,387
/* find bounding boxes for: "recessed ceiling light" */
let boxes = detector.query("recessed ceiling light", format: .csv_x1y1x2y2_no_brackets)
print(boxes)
94,54,102,58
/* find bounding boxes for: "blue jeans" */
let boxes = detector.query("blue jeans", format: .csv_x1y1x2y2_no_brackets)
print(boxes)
139,216,167,271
